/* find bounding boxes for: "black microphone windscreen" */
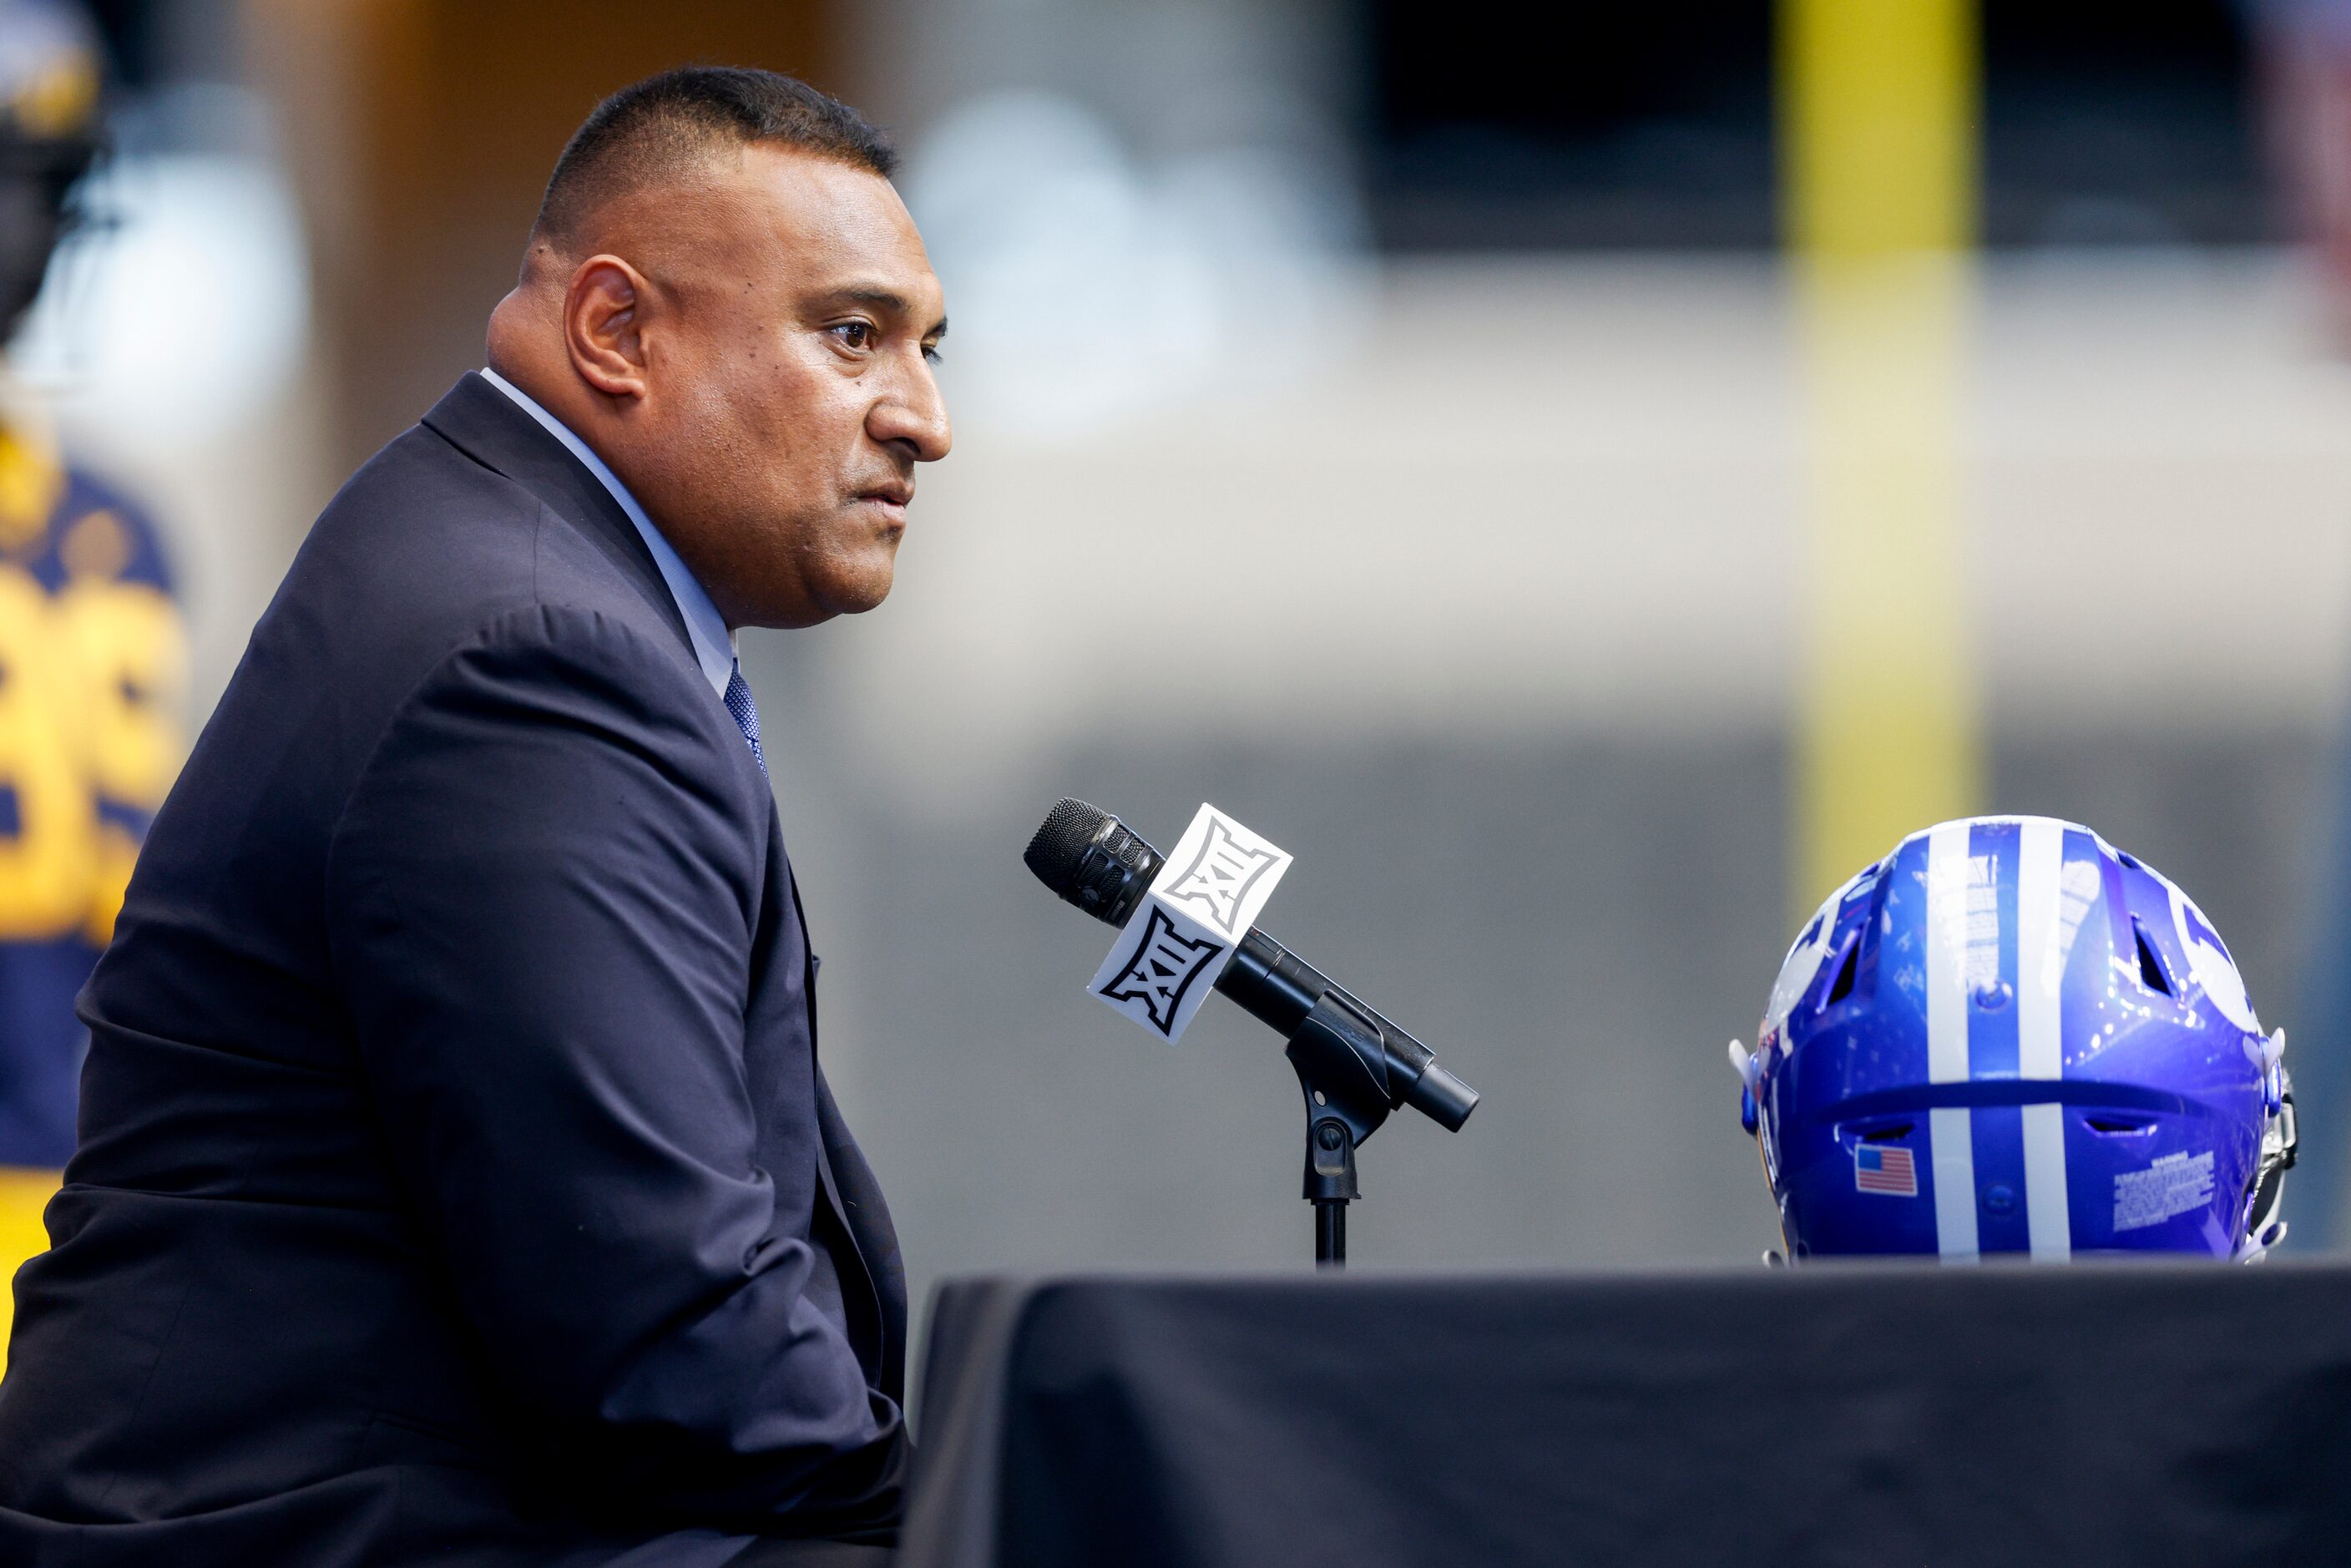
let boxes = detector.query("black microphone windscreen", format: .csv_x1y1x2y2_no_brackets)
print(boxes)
1025,798,1163,926
1024,797,1114,900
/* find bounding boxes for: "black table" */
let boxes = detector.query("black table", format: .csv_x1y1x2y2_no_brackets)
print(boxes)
897,1264,2351,1567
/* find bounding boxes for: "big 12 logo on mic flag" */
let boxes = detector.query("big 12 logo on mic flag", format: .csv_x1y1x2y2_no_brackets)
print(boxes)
1090,804,1293,1042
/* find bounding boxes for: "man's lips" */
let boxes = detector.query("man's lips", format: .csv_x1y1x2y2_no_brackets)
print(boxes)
854,484,913,524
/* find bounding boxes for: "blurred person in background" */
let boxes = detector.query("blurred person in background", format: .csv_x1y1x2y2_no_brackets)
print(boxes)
2261,0,2351,335
0,0,183,1338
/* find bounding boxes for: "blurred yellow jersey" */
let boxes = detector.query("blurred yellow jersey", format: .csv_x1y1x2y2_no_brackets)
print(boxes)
0,423,185,1351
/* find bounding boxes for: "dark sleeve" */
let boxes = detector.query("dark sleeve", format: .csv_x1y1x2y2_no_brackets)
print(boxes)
325,604,902,1530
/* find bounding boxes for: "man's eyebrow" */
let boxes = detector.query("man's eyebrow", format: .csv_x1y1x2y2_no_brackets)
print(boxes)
827,285,908,312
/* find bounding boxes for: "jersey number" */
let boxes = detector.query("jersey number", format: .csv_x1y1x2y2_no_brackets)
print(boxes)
0,564,183,942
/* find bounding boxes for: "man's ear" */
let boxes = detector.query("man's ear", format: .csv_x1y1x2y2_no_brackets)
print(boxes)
564,255,651,401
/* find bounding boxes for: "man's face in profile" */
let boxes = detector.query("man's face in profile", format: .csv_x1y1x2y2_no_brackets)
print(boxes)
624,146,951,630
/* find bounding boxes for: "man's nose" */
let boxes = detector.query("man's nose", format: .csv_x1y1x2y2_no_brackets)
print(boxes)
872,359,952,463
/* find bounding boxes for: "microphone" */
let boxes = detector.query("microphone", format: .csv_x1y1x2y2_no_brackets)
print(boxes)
1024,798,1479,1132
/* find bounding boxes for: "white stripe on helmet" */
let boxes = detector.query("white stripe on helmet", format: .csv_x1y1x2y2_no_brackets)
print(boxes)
2016,817,2073,1260
1924,822,1979,1261
1930,1106,1979,1263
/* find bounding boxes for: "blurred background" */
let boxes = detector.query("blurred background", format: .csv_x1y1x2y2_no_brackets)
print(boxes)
11,0,2351,1348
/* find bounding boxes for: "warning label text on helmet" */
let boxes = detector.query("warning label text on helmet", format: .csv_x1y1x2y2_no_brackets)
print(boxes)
2112,1149,2214,1233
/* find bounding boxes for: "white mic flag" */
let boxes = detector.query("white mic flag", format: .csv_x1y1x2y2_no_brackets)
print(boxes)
1088,803,1293,1042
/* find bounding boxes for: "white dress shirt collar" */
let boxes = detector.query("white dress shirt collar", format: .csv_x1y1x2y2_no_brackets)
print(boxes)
478,367,736,701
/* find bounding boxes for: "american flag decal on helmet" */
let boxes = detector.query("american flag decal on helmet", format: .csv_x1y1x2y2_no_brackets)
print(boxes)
1854,1144,1918,1196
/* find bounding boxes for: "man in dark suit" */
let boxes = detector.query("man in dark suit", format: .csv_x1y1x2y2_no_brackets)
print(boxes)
0,66,949,1566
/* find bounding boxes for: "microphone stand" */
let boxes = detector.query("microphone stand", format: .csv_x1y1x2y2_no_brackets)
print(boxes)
1027,801,1479,1267
1286,989,1403,1268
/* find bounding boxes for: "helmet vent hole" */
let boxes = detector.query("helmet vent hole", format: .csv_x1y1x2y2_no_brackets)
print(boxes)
2084,1114,2156,1136
2132,918,2174,997
1823,933,1862,1007
1858,1121,1913,1143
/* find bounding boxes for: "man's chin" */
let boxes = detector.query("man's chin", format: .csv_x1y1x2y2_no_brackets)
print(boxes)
832,559,897,615
786,564,894,626
726,547,897,629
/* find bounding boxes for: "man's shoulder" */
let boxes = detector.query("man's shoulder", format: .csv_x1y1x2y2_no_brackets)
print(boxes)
284,412,686,681
290,415,532,604
179,404,721,844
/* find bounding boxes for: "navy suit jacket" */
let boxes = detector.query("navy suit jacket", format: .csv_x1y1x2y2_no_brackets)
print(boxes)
0,374,908,1565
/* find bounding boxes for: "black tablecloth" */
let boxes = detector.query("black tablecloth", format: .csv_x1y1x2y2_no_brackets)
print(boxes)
897,1264,2351,1567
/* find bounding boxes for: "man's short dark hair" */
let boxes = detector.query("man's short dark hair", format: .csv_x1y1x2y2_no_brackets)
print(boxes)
533,67,896,250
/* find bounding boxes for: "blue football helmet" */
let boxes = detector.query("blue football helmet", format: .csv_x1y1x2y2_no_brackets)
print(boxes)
1732,817,2296,1262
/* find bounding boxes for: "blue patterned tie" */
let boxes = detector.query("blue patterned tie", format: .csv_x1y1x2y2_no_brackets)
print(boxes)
723,661,767,778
